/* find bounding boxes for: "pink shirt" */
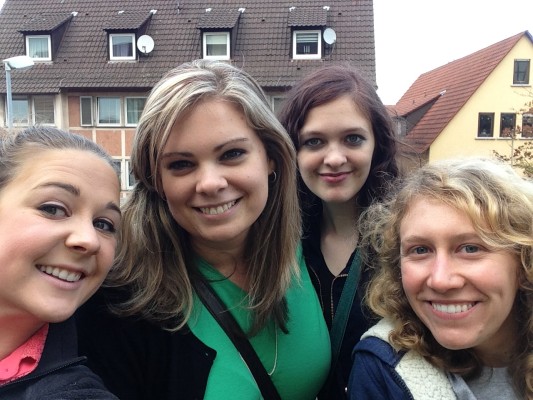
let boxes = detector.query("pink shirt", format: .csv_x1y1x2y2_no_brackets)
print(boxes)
0,324,49,385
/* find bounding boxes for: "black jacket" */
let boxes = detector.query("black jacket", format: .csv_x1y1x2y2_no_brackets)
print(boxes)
303,224,374,400
0,318,118,400
76,288,216,400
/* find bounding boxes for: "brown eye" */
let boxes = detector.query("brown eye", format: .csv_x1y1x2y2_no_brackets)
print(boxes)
94,219,116,233
221,148,245,161
39,204,67,217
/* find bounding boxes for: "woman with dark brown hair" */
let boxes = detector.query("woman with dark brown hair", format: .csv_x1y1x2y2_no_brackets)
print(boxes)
278,64,400,398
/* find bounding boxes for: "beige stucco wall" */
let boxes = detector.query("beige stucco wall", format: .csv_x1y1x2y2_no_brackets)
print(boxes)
430,36,533,162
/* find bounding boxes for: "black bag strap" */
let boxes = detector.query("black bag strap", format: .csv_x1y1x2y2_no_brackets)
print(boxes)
193,278,282,400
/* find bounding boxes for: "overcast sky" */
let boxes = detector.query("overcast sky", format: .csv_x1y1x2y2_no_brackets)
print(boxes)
2,0,531,106
373,0,533,105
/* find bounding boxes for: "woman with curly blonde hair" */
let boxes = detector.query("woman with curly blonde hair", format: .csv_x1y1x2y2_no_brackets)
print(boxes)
348,157,532,399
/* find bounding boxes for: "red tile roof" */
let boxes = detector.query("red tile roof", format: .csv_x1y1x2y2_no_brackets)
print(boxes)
0,0,376,94
396,31,532,153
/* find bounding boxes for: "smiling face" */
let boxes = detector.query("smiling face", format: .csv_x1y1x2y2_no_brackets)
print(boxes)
400,197,520,363
159,98,273,254
297,94,375,205
0,149,121,326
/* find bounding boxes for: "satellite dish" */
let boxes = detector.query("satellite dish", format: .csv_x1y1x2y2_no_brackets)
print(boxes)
137,35,155,54
323,28,337,45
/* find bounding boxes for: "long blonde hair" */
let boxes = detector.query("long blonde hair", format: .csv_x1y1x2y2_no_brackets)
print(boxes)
107,60,301,335
361,157,533,398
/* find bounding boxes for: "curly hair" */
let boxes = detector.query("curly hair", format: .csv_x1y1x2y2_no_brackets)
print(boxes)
106,60,301,335
360,157,533,398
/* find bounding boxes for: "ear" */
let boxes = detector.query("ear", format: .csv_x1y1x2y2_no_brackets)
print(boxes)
268,159,276,175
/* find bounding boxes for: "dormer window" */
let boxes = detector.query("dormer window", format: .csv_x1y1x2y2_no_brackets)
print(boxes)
110,33,136,60
293,30,322,60
203,32,230,60
104,10,155,62
288,6,328,60
197,8,242,61
26,35,52,60
18,12,74,62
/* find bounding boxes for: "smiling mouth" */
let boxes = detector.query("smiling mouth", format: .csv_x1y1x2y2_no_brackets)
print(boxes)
431,302,475,314
39,265,83,282
198,200,237,215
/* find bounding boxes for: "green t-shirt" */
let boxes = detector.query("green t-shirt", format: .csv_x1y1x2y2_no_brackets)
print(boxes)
188,247,331,399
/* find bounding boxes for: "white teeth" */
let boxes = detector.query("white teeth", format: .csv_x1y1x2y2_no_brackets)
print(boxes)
432,303,474,314
200,200,237,215
39,265,82,282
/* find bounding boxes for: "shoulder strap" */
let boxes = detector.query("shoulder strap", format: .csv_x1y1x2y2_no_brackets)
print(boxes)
193,278,282,400
330,250,363,371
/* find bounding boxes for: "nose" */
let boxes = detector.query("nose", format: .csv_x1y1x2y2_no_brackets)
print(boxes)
65,219,101,255
195,165,228,195
426,253,465,292
323,144,347,168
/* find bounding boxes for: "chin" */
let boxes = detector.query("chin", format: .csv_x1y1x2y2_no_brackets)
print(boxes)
40,306,77,324
434,336,473,351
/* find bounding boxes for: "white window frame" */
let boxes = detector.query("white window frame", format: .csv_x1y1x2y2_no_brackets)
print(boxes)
513,59,530,85
97,97,121,126
125,97,146,126
202,32,230,60
8,95,55,126
292,30,322,60
111,159,126,191
113,159,136,191
80,96,93,126
33,95,55,125
11,97,30,126
270,96,285,114
26,35,52,61
522,113,533,138
109,33,136,61
125,159,136,189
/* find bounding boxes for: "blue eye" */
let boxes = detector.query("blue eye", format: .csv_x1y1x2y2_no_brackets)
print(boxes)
413,246,429,255
301,138,323,148
346,135,364,145
462,244,479,253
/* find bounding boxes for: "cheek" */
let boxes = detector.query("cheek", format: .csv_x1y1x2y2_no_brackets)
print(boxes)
297,151,319,171
401,264,424,297
161,176,189,210
98,240,118,273
355,149,374,169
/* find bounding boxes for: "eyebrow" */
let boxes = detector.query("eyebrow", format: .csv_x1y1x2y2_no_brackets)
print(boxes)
401,232,481,245
160,137,250,160
36,182,121,215
300,126,370,137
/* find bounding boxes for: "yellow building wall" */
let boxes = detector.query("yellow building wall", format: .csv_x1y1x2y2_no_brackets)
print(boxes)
430,36,533,162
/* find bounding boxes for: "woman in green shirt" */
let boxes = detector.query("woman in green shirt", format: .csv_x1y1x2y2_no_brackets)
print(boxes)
77,60,330,399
